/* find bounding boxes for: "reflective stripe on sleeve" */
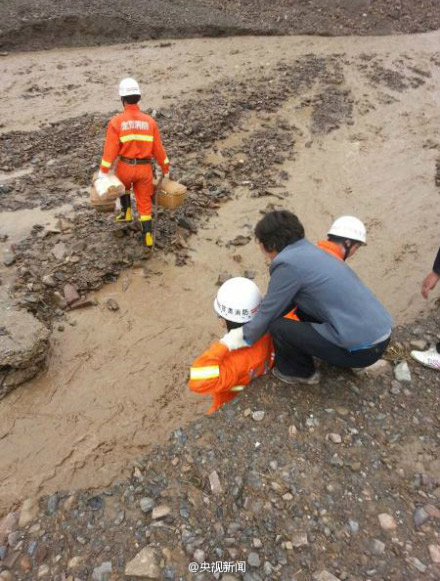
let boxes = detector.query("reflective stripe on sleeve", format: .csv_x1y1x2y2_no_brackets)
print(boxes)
164,157,169,164
120,134,154,143
101,159,111,168
190,366,220,380
230,385,245,392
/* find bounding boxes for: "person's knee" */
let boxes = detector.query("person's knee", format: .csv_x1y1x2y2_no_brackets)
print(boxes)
269,317,287,338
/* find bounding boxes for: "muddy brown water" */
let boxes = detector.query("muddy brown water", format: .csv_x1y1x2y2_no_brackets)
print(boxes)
1,32,440,514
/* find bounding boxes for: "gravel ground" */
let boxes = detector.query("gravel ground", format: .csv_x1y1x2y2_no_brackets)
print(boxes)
0,0,440,52
1,320,440,581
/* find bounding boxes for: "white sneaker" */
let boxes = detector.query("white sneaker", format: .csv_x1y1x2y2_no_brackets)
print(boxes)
410,347,440,371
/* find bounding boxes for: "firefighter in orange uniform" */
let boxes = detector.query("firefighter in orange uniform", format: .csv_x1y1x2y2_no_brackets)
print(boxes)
189,277,274,415
98,77,170,247
285,216,367,322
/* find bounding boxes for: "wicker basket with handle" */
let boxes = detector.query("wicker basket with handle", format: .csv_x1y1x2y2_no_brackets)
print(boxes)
156,177,187,210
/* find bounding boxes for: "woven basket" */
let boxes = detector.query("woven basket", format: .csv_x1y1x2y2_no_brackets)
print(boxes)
157,177,187,210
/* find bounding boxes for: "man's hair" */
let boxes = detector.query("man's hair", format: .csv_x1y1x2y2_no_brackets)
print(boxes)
225,319,243,331
255,210,305,253
122,95,141,105
328,234,358,245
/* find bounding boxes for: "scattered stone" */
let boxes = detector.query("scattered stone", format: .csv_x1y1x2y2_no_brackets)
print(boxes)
253,538,263,549
68,556,83,569
63,283,80,305
151,505,171,520
34,543,48,565
348,520,359,534
252,410,265,422
37,564,50,578
46,494,59,515
406,556,427,573
424,503,440,519
209,470,222,494
248,552,260,567
140,497,154,513
291,532,308,547
106,298,120,311
410,339,427,350
288,424,298,437
313,571,341,581
125,547,160,578
0,572,15,581
177,216,197,232
52,241,67,260
87,496,104,510
3,253,16,267
0,513,18,544
413,506,429,527
18,497,39,528
378,513,397,531
42,274,56,287
92,561,113,580
63,495,77,512
328,433,342,443
193,549,205,563
357,359,391,376
394,361,411,382
371,539,385,555
18,554,32,573
429,544,440,564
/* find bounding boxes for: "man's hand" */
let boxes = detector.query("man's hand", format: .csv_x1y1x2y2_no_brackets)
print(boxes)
220,327,250,351
97,170,106,179
163,172,170,179
422,271,440,299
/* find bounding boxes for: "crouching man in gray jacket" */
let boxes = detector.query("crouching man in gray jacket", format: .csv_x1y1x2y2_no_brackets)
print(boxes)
220,210,392,384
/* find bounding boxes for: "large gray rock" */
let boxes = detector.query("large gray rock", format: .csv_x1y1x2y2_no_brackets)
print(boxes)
0,290,50,399
125,547,160,578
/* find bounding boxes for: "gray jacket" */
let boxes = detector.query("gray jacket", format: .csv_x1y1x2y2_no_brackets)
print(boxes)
243,238,393,349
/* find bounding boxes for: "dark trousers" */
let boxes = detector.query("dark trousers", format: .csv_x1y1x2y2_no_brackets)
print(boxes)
269,317,390,377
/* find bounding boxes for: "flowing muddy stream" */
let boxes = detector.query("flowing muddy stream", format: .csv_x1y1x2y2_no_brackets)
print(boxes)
1,32,440,513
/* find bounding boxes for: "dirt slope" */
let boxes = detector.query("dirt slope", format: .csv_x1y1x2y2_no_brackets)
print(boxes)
0,0,440,52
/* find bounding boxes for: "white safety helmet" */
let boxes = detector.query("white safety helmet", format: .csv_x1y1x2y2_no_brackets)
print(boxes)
119,77,141,97
328,216,367,245
214,277,263,324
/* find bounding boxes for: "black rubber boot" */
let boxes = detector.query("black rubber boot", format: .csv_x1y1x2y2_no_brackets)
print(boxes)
115,193,132,222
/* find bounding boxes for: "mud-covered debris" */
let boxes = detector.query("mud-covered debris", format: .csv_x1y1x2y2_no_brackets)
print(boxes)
69,298,96,311
106,298,120,311
228,235,251,247
216,272,232,286
244,269,256,280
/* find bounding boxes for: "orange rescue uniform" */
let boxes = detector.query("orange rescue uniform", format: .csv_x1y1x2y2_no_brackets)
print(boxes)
100,104,170,216
189,334,274,414
317,239,344,261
